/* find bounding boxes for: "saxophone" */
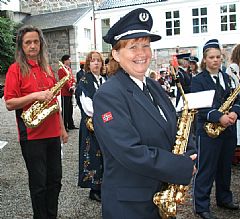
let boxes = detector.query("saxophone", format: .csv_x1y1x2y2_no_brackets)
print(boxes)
153,66,197,219
21,61,70,128
86,117,94,132
204,85,240,138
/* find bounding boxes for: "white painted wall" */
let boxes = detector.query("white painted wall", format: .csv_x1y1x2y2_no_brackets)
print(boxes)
95,0,240,59
0,0,20,11
74,9,93,53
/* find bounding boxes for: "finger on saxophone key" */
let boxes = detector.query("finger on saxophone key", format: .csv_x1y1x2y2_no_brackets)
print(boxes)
228,112,237,124
219,114,231,127
190,154,197,175
190,153,197,161
35,90,49,102
193,166,197,175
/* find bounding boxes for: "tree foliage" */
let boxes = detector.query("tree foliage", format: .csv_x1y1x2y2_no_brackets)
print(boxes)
0,16,17,75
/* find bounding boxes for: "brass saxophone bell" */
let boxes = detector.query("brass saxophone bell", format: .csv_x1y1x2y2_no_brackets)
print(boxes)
86,117,94,132
153,186,177,218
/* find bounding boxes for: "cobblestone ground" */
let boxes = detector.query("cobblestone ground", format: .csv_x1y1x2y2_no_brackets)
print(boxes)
0,97,239,219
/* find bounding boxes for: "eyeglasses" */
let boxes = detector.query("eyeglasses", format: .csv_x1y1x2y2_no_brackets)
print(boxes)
90,58,102,63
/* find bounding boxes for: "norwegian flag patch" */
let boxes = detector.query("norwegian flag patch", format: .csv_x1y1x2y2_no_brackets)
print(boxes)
102,112,113,123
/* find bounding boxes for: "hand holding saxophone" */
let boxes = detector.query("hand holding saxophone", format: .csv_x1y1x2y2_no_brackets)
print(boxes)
190,154,197,175
228,112,238,124
219,112,237,127
35,89,54,102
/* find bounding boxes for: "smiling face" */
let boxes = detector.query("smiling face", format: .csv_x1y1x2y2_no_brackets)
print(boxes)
112,37,152,81
22,31,40,61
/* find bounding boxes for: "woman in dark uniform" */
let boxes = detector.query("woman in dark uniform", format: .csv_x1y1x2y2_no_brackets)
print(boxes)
75,51,106,202
92,8,197,219
191,39,240,219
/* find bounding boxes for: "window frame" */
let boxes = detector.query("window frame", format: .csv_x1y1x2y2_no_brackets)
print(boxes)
192,7,208,34
165,10,180,37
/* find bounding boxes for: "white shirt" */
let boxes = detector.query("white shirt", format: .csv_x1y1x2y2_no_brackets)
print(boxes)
130,75,167,121
211,72,225,90
79,74,106,117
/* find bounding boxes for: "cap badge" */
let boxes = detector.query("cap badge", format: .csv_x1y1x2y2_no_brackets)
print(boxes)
139,12,149,22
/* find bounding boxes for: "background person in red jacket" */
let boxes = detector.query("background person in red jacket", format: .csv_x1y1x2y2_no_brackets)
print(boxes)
58,55,77,131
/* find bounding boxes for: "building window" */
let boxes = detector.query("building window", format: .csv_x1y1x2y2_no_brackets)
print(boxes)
165,10,180,36
101,18,111,52
220,4,236,31
192,7,207,34
84,28,91,39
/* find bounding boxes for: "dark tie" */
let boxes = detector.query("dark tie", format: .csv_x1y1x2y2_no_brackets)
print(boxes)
99,77,102,85
143,82,167,121
143,82,158,109
213,75,219,84
213,76,224,98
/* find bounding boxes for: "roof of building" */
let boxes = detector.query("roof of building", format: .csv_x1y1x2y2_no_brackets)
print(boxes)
23,6,91,31
96,0,167,10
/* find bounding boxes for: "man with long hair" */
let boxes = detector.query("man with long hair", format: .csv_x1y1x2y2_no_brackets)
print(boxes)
4,25,68,219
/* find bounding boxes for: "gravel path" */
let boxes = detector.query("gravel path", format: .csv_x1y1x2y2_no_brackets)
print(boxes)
0,97,239,219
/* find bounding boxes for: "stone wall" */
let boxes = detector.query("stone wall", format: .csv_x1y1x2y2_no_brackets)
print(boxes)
44,29,70,75
20,0,90,15
44,27,80,75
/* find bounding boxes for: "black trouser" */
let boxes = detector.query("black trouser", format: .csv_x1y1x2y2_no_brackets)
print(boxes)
20,137,62,219
61,95,74,129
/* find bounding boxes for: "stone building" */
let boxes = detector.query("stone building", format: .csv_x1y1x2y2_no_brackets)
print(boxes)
0,0,96,74
19,0,95,74
23,6,93,74
20,0,90,15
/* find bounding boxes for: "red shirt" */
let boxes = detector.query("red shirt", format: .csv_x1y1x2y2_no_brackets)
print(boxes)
4,60,61,141
57,65,75,96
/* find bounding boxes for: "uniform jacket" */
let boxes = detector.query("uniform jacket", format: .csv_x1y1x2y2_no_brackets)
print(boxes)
191,70,240,137
58,65,75,96
176,66,192,105
93,69,195,219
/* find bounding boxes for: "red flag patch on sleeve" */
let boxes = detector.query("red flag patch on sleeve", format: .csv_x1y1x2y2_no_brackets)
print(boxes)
102,112,113,123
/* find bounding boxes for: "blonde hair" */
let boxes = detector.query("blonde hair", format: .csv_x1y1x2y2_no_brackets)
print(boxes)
230,44,240,66
200,47,221,71
84,51,104,73
149,71,157,80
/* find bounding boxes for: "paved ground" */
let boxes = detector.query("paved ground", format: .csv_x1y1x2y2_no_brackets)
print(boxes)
0,97,239,219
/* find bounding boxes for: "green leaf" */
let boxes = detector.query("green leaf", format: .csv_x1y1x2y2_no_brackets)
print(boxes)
0,16,17,75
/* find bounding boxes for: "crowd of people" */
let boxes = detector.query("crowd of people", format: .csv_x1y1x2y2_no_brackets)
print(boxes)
2,7,240,219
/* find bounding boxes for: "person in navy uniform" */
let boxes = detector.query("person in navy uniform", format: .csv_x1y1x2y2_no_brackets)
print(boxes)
191,39,240,219
75,51,106,202
175,53,192,106
76,61,85,85
92,8,197,219
188,56,199,77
